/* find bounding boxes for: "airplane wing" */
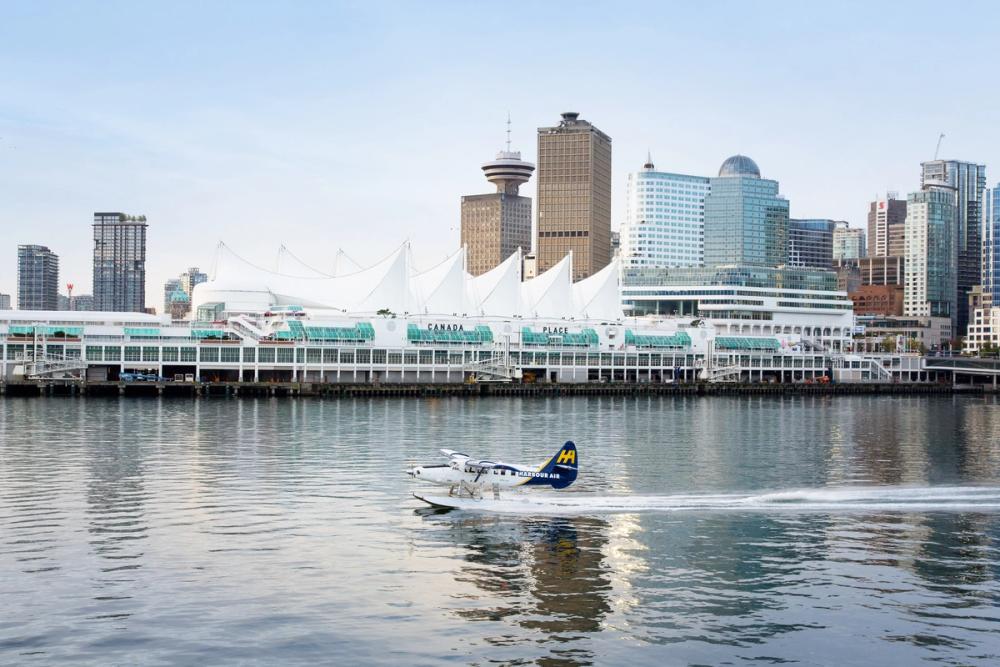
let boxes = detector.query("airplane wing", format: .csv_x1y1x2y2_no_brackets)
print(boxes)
440,449,469,460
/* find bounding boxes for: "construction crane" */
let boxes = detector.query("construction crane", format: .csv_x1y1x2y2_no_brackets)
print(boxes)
934,133,945,160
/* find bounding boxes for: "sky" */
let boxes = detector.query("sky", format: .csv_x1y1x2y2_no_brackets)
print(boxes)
1,0,998,307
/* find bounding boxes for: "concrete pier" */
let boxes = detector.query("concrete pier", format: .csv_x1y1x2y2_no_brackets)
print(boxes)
0,379,985,399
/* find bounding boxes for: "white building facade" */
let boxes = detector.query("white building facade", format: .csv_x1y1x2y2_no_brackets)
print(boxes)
621,159,710,269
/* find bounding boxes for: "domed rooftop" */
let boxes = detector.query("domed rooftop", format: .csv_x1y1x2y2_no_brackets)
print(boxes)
718,154,761,178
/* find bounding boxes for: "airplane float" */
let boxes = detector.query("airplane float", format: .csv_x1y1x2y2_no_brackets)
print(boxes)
409,441,578,510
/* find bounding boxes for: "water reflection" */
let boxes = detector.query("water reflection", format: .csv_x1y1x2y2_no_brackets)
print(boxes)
426,512,612,665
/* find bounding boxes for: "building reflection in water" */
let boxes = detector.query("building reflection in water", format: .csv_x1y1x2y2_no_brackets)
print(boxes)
427,512,613,666
86,400,150,624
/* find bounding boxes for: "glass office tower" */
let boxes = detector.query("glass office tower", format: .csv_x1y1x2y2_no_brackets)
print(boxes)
17,244,59,310
703,155,788,267
787,219,836,269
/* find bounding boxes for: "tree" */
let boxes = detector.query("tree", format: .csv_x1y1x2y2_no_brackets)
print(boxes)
880,337,896,353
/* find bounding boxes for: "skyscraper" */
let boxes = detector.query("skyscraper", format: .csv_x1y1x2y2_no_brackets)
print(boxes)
832,222,866,260
904,184,956,331
703,155,788,267
536,112,612,281
787,219,836,269
984,185,1000,306
93,212,148,312
17,245,59,310
460,129,534,277
0,293,12,310
621,155,710,268
920,160,986,334
867,194,907,257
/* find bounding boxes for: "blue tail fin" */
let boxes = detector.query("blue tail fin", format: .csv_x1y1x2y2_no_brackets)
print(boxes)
536,441,578,489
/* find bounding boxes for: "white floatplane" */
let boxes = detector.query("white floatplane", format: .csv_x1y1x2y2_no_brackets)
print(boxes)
409,441,578,508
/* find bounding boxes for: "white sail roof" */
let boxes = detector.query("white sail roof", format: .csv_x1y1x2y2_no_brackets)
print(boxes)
572,258,623,321
411,248,475,315
520,254,575,319
193,243,624,321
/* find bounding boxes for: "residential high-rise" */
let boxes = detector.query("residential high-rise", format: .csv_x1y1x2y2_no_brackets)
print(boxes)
703,155,788,267
983,186,999,306
93,212,148,312
621,156,710,268
17,244,59,310
0,293,11,310
787,219,835,269
832,222,866,260
904,184,957,333
536,112,612,280
179,267,208,296
920,160,986,334
460,132,534,277
867,194,907,257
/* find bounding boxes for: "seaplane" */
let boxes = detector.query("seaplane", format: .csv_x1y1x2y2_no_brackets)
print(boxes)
409,441,578,510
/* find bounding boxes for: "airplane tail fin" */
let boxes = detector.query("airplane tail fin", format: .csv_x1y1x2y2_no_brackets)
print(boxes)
539,441,578,489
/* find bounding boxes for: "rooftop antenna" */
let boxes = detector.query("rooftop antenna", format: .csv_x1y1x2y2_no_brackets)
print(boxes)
505,112,512,152
934,133,945,160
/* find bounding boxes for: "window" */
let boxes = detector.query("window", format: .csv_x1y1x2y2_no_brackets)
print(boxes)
142,347,159,362
200,347,219,363
86,346,103,361
104,346,121,361
124,346,140,362
277,348,294,364
243,347,256,363
162,347,179,362
220,347,239,363
180,347,197,362
258,347,275,363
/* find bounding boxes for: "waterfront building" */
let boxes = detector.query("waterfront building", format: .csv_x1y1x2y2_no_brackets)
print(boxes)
621,265,853,351
921,160,986,335
460,140,534,277
17,245,59,311
965,306,1000,353
621,156,709,268
787,219,835,269
4,242,945,386
832,222,866,260
854,315,951,352
93,212,148,313
536,112,612,281
0,294,10,310
70,294,94,311
703,155,788,267
904,184,956,336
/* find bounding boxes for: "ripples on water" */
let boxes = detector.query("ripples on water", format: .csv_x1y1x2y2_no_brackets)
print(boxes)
1,395,999,665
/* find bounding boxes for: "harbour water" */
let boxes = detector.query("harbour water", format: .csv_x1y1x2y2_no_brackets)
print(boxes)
2,395,999,665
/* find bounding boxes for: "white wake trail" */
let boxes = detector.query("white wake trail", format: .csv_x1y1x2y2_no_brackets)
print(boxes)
418,486,1000,515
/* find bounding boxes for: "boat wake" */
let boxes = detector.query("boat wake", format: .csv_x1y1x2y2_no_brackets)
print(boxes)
416,486,1000,515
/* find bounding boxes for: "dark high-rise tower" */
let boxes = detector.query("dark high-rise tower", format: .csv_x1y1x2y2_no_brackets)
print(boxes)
17,245,59,310
93,212,148,313
536,112,612,281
